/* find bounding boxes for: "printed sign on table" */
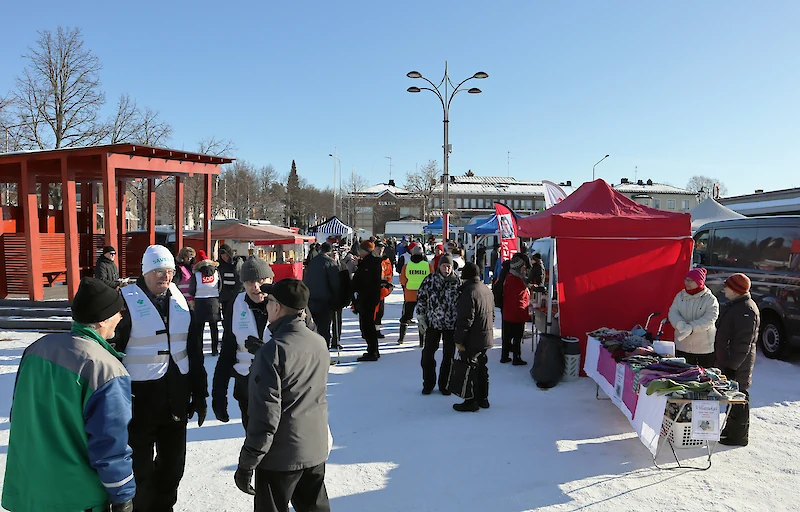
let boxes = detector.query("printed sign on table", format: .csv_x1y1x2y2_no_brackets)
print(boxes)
612,363,625,407
691,400,721,441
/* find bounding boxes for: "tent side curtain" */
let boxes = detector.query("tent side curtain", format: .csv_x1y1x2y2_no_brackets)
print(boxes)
516,179,691,239
307,216,353,234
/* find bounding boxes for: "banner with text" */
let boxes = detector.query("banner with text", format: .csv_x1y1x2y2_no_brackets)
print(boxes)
495,202,519,262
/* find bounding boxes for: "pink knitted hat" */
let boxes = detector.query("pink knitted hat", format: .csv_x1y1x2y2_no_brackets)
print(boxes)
685,268,707,288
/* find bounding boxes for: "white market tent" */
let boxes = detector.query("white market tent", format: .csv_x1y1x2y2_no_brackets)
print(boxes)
689,197,745,232
307,216,354,240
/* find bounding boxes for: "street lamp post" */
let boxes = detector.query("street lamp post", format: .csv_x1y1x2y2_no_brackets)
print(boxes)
407,62,487,241
328,150,341,217
592,154,610,181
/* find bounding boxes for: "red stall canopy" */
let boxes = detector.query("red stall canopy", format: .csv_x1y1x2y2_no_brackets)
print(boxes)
517,180,693,374
186,223,315,245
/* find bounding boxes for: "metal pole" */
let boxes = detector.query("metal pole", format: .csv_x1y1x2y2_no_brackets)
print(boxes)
546,237,556,333
443,62,450,242
332,148,337,217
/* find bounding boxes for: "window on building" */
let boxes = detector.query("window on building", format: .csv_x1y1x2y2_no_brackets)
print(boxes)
512,199,519,209
712,227,757,269
434,197,440,207
400,207,420,217
456,198,462,208
534,199,545,211
470,198,477,208
653,199,661,209
667,199,676,210
682,199,690,210
478,198,485,209
526,199,533,210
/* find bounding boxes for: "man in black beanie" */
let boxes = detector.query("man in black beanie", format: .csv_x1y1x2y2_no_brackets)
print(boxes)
303,242,342,350
212,255,274,426
3,278,135,512
95,245,120,289
218,243,244,336
235,279,331,512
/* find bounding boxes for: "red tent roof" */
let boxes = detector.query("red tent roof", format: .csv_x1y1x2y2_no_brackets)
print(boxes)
186,223,315,245
517,179,691,238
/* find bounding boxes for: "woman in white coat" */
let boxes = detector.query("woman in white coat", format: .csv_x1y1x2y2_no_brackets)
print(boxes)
668,268,719,367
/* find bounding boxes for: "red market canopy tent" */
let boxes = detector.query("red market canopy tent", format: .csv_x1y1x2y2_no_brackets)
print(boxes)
516,179,693,373
186,223,315,246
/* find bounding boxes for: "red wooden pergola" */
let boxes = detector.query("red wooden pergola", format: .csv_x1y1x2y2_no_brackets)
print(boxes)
0,144,233,301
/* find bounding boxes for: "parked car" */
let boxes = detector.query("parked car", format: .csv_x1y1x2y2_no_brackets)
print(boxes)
692,216,800,359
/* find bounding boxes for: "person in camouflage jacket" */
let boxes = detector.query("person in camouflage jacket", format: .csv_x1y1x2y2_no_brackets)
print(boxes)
416,254,462,394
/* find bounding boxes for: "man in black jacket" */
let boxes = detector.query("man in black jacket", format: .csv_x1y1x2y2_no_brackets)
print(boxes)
715,273,760,447
529,253,545,287
303,243,341,350
94,245,120,289
235,279,331,512
453,262,495,412
218,244,244,335
351,240,383,361
113,245,207,512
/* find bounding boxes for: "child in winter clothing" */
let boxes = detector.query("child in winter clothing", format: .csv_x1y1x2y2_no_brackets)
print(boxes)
416,254,462,394
501,254,529,365
668,267,719,367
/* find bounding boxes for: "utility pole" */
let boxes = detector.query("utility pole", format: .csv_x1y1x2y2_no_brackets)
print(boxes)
635,165,638,182
507,151,511,177
385,156,393,181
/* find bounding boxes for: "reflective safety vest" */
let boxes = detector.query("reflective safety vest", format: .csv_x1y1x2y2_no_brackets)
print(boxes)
405,260,431,291
120,283,191,381
194,270,219,299
232,292,271,376
176,265,193,301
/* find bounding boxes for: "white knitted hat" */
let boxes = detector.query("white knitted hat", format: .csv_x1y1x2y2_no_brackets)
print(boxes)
142,245,175,274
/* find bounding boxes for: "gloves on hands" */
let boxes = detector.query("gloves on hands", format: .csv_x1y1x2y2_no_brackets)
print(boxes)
212,397,230,423
187,397,207,427
245,335,264,355
234,467,256,495
111,500,134,512
674,321,692,341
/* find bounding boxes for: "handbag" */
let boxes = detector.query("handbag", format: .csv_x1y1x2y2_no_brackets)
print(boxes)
446,351,475,399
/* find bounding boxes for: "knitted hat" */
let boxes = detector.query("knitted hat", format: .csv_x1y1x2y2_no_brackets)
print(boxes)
142,245,175,274
361,240,375,251
219,244,233,257
435,243,444,251
510,253,527,270
197,250,209,262
260,278,309,310
411,244,423,255
241,255,274,283
72,277,125,324
461,262,480,281
686,268,707,288
439,254,453,267
102,246,116,255
725,273,751,295
376,239,385,247
408,241,419,251
532,253,542,261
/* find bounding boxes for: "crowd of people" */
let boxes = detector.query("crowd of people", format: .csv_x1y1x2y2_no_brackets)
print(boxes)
1,235,761,511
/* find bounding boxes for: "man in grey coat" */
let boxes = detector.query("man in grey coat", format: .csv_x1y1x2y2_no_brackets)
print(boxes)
715,272,760,447
235,279,331,512
453,263,495,412
303,242,342,349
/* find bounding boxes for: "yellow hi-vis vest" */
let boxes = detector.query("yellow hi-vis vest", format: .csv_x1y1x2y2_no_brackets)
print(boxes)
120,283,191,381
405,260,431,291
232,292,272,376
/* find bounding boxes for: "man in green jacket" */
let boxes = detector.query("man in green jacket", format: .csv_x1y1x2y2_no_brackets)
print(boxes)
2,277,135,512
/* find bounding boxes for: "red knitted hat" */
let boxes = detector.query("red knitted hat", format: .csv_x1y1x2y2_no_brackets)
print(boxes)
360,240,375,251
197,250,209,261
724,273,751,295
685,268,707,287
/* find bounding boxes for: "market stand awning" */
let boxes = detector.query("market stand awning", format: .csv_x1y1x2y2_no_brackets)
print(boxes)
423,217,459,234
186,223,314,245
307,216,353,235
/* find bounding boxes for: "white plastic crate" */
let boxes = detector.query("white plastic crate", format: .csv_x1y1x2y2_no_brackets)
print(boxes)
660,416,705,448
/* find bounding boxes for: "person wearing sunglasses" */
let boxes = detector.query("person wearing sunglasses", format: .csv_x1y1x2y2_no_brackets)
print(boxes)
114,245,207,511
95,245,120,289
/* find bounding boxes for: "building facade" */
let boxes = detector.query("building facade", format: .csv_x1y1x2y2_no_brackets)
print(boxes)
345,176,574,236
613,178,698,212
719,187,800,216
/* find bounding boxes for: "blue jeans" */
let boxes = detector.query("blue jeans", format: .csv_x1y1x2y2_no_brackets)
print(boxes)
483,266,491,284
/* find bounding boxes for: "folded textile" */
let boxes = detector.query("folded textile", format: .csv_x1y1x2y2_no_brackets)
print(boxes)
646,379,714,395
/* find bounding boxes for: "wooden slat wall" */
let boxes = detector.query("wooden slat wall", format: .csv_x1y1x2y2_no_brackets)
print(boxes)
3,233,67,294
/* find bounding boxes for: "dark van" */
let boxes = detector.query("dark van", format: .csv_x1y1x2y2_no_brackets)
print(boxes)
693,216,800,359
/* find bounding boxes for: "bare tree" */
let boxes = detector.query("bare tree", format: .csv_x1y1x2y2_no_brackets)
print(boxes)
13,26,107,149
404,159,440,221
687,175,728,200
343,172,370,229
181,137,237,228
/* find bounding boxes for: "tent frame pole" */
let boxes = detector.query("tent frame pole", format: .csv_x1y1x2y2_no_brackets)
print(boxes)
546,237,556,334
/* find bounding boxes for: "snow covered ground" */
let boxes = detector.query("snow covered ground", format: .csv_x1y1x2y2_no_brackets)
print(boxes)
1,284,800,511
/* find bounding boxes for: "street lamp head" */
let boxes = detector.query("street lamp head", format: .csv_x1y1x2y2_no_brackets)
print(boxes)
467,88,482,94
473,72,489,79
328,154,333,157
407,71,422,79
605,154,610,158
407,86,421,93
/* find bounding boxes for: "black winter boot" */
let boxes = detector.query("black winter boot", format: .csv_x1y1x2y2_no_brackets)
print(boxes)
453,400,479,412
512,340,527,365
398,323,408,344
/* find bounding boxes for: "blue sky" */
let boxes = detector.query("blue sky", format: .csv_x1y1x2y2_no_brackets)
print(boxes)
1,1,798,197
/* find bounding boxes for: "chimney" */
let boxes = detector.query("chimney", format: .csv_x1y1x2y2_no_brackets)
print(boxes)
621,178,629,184
566,180,572,186
646,179,653,186
450,175,456,183
637,179,644,186
755,189,764,194
388,179,396,187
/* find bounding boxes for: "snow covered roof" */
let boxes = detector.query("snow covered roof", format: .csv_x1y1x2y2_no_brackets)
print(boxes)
432,177,575,197
357,183,413,195
614,182,693,195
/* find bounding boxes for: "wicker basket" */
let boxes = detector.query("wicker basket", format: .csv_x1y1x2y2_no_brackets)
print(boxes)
660,416,705,448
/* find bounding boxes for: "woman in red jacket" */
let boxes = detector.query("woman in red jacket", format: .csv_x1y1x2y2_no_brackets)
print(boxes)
502,253,530,365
